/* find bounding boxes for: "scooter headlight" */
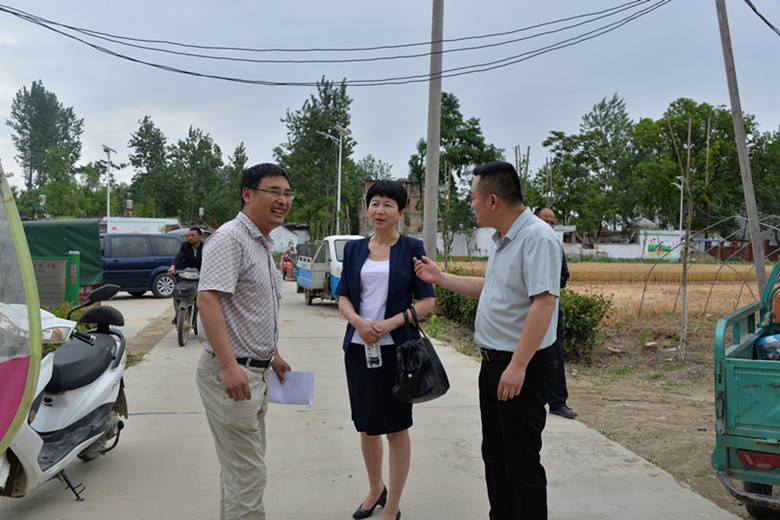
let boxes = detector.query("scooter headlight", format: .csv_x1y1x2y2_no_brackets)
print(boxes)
178,271,200,281
41,326,72,343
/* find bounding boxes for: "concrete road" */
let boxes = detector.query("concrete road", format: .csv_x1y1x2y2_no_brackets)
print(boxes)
0,283,739,519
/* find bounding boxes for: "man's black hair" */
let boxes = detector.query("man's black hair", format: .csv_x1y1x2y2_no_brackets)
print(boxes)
189,227,203,235
473,161,524,206
240,163,291,209
366,180,408,211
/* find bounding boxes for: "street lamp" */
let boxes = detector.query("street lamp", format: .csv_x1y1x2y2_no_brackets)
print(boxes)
317,125,351,234
102,145,117,224
672,177,684,232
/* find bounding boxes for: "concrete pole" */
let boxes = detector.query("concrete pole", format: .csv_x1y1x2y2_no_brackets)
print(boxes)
103,145,116,225
336,133,342,235
422,0,444,259
714,0,767,293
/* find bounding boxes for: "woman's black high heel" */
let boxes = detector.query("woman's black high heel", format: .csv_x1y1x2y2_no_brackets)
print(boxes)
352,486,387,519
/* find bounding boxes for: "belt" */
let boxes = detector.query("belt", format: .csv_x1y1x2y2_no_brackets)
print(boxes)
211,352,272,369
479,348,514,362
236,357,272,369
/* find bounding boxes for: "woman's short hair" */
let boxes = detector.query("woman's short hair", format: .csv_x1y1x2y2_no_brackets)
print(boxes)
473,161,524,206
366,180,408,211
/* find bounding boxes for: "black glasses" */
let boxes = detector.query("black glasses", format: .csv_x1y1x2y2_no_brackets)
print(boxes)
250,187,296,201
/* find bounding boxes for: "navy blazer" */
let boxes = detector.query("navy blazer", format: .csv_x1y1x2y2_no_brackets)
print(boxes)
335,235,436,352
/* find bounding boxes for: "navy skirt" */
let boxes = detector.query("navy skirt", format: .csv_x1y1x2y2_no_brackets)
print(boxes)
345,342,413,435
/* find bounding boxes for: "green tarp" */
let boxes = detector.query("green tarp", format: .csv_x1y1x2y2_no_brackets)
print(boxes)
22,219,102,285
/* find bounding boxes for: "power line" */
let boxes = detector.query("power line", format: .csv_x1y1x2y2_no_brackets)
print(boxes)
0,1,652,56
0,1,670,87
743,0,780,37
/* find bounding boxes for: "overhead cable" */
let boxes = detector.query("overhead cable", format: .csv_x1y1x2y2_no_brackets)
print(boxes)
0,1,669,87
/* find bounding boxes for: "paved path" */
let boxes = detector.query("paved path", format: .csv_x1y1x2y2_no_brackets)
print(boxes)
0,282,739,519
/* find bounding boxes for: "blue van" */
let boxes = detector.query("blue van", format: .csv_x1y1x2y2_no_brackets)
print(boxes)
100,233,182,297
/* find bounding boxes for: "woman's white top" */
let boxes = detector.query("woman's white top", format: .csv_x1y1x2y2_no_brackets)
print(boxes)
351,258,394,346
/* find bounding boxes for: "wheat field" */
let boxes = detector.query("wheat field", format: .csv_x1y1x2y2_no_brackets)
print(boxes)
444,260,768,319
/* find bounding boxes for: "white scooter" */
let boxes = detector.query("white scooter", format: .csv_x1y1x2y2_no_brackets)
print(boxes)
0,284,127,501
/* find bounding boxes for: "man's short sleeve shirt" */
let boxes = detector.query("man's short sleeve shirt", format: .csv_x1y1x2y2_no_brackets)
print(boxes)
197,211,282,358
474,209,562,352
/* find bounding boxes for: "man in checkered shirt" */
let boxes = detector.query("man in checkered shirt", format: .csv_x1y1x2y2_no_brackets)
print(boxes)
196,163,294,520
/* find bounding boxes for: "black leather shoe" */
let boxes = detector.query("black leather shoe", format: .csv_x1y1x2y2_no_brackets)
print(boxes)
550,405,578,419
353,487,387,519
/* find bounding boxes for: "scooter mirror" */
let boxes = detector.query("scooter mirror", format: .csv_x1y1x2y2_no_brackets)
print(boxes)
86,284,120,303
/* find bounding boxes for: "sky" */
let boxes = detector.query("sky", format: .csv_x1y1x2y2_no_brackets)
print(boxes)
0,0,778,193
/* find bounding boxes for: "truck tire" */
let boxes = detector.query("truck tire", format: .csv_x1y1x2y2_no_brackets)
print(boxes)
744,481,773,518
305,290,314,306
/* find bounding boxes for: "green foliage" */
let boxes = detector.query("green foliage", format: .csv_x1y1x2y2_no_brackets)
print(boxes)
40,303,90,354
433,267,480,326
560,288,613,363
424,314,443,337
274,77,355,238
409,92,503,257
6,80,84,190
434,273,612,364
533,94,638,237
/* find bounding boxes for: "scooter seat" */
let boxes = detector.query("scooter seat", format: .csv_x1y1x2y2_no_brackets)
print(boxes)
45,336,115,393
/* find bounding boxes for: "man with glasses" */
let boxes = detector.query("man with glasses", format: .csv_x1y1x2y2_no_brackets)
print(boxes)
196,163,294,520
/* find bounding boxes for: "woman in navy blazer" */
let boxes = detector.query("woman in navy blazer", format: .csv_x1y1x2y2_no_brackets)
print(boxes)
336,180,435,520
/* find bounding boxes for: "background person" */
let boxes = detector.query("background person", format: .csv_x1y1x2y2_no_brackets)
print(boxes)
534,207,577,420
168,227,204,274
169,227,204,324
414,161,560,519
195,163,293,520
336,180,436,520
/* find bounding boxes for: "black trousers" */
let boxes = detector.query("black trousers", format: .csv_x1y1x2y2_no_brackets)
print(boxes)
479,346,557,520
548,311,568,409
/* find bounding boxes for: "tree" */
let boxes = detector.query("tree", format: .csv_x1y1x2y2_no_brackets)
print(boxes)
752,130,780,224
128,116,168,217
579,94,639,234
409,92,503,187
408,92,503,255
633,98,749,235
273,77,354,238
209,143,249,226
536,94,638,241
6,80,84,189
166,127,224,224
534,131,592,230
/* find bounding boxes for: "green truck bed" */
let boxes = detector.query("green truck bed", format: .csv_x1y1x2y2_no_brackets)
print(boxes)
712,262,780,516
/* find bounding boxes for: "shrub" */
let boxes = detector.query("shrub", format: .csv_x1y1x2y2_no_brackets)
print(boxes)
560,288,613,363
41,302,90,354
433,281,613,364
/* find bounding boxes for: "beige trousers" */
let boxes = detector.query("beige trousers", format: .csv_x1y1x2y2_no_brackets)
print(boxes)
196,350,270,520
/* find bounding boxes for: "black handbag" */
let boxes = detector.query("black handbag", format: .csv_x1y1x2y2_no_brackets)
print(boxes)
392,307,450,404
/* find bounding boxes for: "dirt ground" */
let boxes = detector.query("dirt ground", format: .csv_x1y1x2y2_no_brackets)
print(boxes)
124,284,776,518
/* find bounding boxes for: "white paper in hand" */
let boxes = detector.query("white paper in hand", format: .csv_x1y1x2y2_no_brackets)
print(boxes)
268,371,314,405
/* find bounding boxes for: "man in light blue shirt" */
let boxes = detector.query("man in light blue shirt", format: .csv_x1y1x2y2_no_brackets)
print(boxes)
414,161,560,519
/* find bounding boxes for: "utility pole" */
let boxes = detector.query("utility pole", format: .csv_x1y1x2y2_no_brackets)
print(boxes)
423,0,444,260
715,0,767,293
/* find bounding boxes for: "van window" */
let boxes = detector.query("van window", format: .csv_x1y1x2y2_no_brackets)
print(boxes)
150,236,181,256
111,235,152,257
